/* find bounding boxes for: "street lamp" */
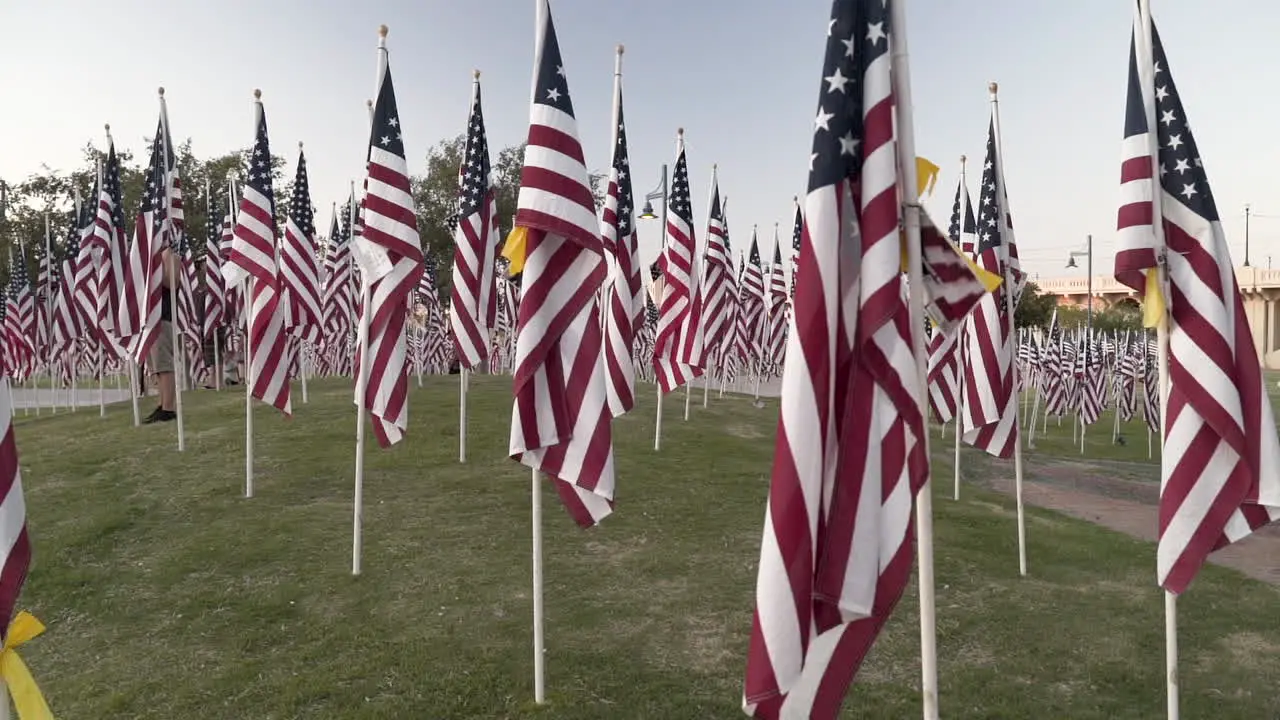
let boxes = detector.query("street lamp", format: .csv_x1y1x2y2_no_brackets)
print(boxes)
638,165,667,222
1066,234,1093,332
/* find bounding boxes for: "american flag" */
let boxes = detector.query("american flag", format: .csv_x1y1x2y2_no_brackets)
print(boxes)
736,233,766,369
117,119,172,364
599,66,641,417
0,376,31,635
222,98,291,416
70,187,99,335
1143,334,1159,433
32,235,53,364
450,76,499,370
93,137,129,356
960,119,1020,459
417,255,447,370
927,327,960,424
765,235,788,372
744,1,928,716
653,135,705,393
3,251,34,375
1078,332,1105,427
322,202,355,377
203,184,225,342
1114,9,1279,593
354,48,425,447
788,199,801,299
700,176,734,371
947,175,977,254
50,207,85,358
509,0,615,527
713,200,741,376
281,146,323,347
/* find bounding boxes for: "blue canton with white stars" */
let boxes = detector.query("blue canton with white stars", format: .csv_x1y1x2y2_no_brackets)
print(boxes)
668,147,692,226
104,147,126,237
246,107,275,217
290,151,314,237
807,0,889,194
459,86,492,219
1150,26,1218,222
534,12,575,119
611,94,634,237
141,124,169,236
976,122,1004,256
370,68,407,161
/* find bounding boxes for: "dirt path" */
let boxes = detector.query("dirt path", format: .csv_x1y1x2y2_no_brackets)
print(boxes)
972,454,1280,586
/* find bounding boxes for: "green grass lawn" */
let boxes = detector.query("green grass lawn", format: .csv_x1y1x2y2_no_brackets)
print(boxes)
11,376,1280,718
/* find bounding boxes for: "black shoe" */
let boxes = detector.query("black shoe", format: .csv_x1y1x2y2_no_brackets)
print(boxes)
154,410,177,422
142,406,162,424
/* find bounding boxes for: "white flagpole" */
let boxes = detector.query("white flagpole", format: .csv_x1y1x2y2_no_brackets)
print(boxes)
353,26,381,572
889,3,938,713
653,384,663,451
300,340,309,404
530,466,546,703
989,81,1027,577
243,278,254,498
954,154,970,502
353,275,371,576
683,378,691,420
1132,0,1178,712
459,367,468,462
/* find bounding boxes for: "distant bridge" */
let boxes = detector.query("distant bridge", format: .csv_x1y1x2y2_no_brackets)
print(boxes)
1037,268,1280,370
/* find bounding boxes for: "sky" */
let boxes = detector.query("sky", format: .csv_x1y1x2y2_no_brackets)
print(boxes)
3,0,1280,280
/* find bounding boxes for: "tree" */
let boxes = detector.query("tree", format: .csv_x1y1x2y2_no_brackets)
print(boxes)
1014,281,1057,329
409,134,603,299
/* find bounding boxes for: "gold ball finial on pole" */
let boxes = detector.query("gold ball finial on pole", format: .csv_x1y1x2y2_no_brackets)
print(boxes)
298,141,304,151
677,127,684,137
378,24,389,38
157,86,165,97
616,44,625,55
473,69,481,80
960,154,967,163
104,123,111,133
988,81,999,96
366,99,374,110
253,88,262,100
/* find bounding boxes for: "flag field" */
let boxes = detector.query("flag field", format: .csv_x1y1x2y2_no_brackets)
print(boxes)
10,375,1280,718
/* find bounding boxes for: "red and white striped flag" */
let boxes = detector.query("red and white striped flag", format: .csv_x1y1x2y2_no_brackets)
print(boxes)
653,133,705,393
281,145,323,347
764,234,787,371
1114,8,1279,593
449,75,499,370
700,176,734,368
927,327,960,424
353,48,424,447
0,376,30,634
322,203,355,377
202,184,225,343
222,97,291,416
743,0,928,716
599,51,641,417
117,115,174,365
509,0,615,527
960,118,1020,459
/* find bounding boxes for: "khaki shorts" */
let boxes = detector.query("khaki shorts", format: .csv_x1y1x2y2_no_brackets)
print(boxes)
149,321,175,375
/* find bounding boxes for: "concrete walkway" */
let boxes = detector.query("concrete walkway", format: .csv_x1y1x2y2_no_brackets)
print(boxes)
8,387,134,410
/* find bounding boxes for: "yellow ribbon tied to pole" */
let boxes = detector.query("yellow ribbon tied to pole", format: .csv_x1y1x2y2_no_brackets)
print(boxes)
501,226,528,277
1142,267,1166,329
0,612,53,720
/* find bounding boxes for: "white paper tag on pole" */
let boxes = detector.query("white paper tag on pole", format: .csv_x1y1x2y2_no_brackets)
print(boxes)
351,236,394,282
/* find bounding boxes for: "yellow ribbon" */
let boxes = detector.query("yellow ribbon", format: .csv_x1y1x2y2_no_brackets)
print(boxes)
1142,267,1166,329
501,226,528,276
0,612,53,720
915,157,941,198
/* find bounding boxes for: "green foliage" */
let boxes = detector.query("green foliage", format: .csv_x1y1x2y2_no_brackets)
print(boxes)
1053,302,1143,334
1014,282,1058,329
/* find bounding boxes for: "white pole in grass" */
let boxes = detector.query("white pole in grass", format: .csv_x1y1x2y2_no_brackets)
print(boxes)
353,271,371,576
702,366,710,407
129,360,140,426
530,465,545,704
683,378,691,420
889,6,937,714
953,154,971,501
1129,0,1178,713
300,344,309,404
459,366,468,462
353,24,382,574
653,384,663,451
988,81,1028,578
